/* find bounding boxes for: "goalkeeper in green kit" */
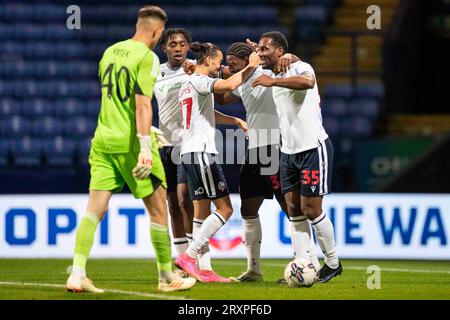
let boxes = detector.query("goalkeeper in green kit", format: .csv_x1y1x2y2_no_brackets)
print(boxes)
66,6,196,293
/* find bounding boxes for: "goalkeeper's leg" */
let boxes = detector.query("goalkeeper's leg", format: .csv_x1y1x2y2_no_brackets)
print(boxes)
67,190,111,293
143,186,196,292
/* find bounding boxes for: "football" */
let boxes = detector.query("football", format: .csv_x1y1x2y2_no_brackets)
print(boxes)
284,258,317,288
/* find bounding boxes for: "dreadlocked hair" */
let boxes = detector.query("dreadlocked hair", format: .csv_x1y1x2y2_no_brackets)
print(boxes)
189,42,221,64
226,42,253,59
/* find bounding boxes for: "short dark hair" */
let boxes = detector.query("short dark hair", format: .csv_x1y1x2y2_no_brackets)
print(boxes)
226,42,253,59
189,42,221,64
138,5,168,23
159,28,193,48
261,31,288,53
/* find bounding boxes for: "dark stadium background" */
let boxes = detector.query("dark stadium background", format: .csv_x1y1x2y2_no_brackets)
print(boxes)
0,0,448,195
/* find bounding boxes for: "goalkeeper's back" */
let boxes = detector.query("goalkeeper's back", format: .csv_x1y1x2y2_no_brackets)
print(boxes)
92,39,160,154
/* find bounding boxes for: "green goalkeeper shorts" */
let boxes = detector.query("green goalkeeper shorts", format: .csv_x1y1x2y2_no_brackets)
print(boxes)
88,140,167,199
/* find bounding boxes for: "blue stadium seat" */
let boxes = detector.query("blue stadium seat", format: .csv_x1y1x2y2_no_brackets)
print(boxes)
43,136,76,166
32,117,64,137
296,25,323,43
54,99,86,118
35,4,66,22
64,117,97,138
323,116,340,137
26,42,54,59
323,84,353,99
321,99,348,118
22,99,54,118
0,139,8,166
10,136,42,167
13,81,41,97
356,83,385,99
0,24,14,41
77,138,92,166
0,42,23,57
1,116,31,137
65,62,97,79
85,100,101,118
340,116,373,137
0,81,15,96
303,0,336,9
349,98,380,119
295,6,328,26
0,99,21,117
55,43,86,58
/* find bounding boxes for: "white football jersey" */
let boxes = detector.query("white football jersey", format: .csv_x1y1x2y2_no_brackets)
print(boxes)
231,67,280,149
154,59,195,146
178,73,219,155
271,61,328,154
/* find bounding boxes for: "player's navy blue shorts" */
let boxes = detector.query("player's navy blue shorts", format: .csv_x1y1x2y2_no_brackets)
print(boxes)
239,144,283,203
160,146,187,193
181,152,229,201
280,138,333,197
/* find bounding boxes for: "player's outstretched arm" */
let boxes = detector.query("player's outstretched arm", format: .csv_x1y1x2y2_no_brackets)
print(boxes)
214,110,248,133
133,94,153,180
213,52,261,94
252,72,315,90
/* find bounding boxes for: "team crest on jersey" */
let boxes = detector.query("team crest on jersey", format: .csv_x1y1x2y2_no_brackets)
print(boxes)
217,181,226,192
209,215,242,251
161,71,165,78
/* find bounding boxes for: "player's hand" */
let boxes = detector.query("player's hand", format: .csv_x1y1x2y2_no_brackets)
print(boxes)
246,39,259,52
182,60,196,75
252,74,275,88
151,126,169,149
234,118,248,133
132,134,153,180
248,52,261,68
277,53,296,74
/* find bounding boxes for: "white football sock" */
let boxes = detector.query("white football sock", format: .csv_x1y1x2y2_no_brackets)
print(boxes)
186,233,193,244
310,212,339,269
192,218,212,271
308,229,321,271
290,216,311,261
243,215,262,274
173,237,189,256
186,212,226,260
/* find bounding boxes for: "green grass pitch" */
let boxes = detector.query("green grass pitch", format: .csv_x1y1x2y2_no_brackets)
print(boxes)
0,259,449,300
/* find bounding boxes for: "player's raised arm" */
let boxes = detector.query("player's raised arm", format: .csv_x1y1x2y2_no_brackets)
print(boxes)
213,52,261,93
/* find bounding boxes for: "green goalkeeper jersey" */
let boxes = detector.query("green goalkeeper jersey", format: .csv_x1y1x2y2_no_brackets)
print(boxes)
91,39,160,153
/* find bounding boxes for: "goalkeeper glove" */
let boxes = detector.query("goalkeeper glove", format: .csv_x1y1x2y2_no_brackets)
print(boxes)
132,134,153,180
151,126,169,149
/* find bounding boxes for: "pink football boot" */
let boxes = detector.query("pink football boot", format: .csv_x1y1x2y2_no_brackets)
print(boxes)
175,253,201,281
198,269,231,283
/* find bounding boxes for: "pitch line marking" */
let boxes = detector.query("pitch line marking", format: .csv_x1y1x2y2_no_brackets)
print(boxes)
219,261,450,274
0,281,193,300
